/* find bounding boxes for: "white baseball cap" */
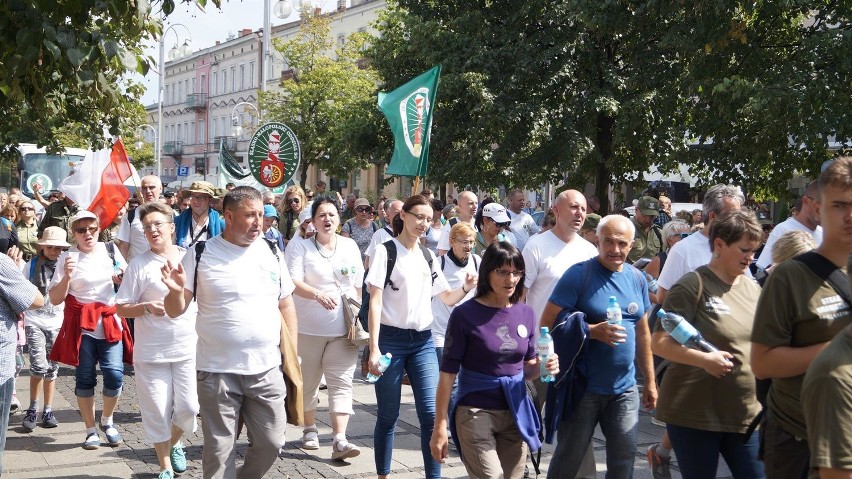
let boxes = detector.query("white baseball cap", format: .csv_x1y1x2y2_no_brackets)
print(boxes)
482,203,511,224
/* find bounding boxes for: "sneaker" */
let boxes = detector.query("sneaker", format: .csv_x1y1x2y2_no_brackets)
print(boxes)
41,410,59,428
331,439,360,461
157,470,174,479
9,396,19,414
83,432,101,450
170,443,187,474
647,444,672,479
22,408,38,432
101,424,122,446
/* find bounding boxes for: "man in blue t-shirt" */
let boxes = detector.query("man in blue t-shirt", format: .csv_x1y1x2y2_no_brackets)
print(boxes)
540,214,657,479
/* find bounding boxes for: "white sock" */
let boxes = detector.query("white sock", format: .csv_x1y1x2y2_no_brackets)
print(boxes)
334,433,348,450
656,443,672,459
101,415,113,427
86,426,97,436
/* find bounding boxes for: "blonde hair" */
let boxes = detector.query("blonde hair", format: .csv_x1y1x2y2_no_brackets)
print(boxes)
282,185,306,214
450,222,476,241
771,230,817,265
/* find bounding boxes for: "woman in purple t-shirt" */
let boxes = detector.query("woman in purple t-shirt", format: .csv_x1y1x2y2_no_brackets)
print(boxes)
430,241,559,478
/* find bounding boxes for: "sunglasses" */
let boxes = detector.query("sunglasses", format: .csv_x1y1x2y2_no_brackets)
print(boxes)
677,232,691,239
356,207,372,213
287,198,301,204
495,221,511,229
74,226,98,235
19,207,34,211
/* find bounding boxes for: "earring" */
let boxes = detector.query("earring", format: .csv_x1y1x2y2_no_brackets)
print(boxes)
713,253,720,258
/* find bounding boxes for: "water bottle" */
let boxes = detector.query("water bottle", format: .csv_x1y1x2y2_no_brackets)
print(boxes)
606,296,622,325
645,273,658,294
366,352,392,383
656,309,724,354
538,327,555,383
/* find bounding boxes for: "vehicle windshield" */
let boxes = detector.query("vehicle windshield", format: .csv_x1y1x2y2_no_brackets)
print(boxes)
19,153,84,196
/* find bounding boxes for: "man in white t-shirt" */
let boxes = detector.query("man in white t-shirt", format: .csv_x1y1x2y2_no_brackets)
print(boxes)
507,189,540,251
364,198,402,269
755,180,823,270
437,191,478,255
117,175,162,262
163,186,298,479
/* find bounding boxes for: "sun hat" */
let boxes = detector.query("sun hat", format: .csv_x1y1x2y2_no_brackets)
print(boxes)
354,198,371,209
37,226,71,248
187,181,215,197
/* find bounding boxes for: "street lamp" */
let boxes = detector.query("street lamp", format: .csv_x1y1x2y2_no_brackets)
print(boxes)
262,0,296,93
231,102,261,138
156,23,192,178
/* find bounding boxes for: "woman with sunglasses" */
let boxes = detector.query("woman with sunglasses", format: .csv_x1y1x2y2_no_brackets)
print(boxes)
48,210,131,450
474,199,515,255
15,201,38,262
366,195,476,479
431,242,559,478
116,202,198,479
280,185,307,245
340,198,377,261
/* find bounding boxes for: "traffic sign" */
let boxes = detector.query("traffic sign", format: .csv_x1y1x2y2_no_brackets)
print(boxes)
177,166,189,177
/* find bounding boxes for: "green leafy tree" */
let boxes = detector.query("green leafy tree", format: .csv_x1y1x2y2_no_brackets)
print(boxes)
260,5,381,190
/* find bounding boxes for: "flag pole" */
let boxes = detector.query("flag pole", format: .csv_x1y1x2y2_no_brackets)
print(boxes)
413,176,421,197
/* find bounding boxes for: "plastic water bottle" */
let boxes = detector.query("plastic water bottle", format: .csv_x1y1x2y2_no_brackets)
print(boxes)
606,296,622,325
366,352,392,383
645,273,658,294
538,327,555,383
656,309,724,354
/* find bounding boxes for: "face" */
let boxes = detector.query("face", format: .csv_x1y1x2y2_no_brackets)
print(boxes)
141,211,175,251
483,216,509,235
355,204,373,221
190,193,212,214
347,196,356,209
286,194,303,212
713,236,761,277
802,194,821,226
180,196,191,211
315,183,326,193
581,228,599,246
113,205,127,226
488,262,524,299
815,183,852,250
72,218,99,252
634,209,655,228
597,221,634,272
387,200,404,223
707,196,742,226
554,192,587,232
667,227,690,247
313,203,339,236
403,204,432,238
509,192,525,212
457,193,478,219
450,233,475,259
19,202,35,220
263,216,276,230
140,177,163,203
659,197,671,212
164,195,175,206
225,198,264,246
42,245,64,261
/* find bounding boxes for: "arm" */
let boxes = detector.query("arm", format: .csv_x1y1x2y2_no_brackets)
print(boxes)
541,300,625,346
28,291,44,310
49,256,74,305
655,286,668,305
116,240,130,261
437,273,476,306
429,371,458,463
278,295,298,344
367,284,384,375
652,331,734,378
645,255,662,304
751,341,829,380
635,315,658,409
291,278,338,310
820,469,852,479
116,300,165,319
437,248,449,256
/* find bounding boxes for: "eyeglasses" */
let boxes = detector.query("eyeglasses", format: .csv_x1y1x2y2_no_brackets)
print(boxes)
306,195,314,200
190,194,211,201
142,221,173,232
356,207,372,213
406,212,431,223
287,198,301,204
494,269,524,278
19,207,34,211
452,239,475,246
74,226,98,235
677,232,691,239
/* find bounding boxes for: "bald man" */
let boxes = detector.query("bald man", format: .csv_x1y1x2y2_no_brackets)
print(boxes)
437,191,477,255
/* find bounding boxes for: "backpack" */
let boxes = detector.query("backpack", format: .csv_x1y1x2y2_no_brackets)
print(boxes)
357,239,435,327
193,238,280,300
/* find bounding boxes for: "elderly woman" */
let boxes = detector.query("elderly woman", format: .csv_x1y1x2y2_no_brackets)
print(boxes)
765,230,817,276
280,185,307,244
431,242,558,478
340,198,377,261
48,210,131,450
651,210,765,479
15,201,39,262
287,197,364,460
645,219,691,304
116,202,198,479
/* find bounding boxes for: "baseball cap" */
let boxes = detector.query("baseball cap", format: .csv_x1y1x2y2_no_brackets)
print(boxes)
69,210,99,227
298,209,312,224
756,210,773,226
637,196,660,217
482,203,511,223
263,205,279,219
582,213,601,232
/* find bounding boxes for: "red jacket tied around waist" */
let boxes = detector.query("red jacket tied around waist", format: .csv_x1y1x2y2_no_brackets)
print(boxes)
49,294,134,366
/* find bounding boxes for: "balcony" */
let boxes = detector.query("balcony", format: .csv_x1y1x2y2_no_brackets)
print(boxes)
186,93,207,111
213,136,237,153
163,141,184,157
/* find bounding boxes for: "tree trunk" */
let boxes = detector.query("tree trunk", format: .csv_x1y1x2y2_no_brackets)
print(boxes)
594,112,615,214
298,160,309,191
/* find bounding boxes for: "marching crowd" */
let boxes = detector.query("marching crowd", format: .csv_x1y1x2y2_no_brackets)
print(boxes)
0,156,849,479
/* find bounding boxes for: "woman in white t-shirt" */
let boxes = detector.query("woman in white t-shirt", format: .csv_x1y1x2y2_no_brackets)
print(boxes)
287,198,364,461
48,210,128,451
366,195,477,479
116,202,198,479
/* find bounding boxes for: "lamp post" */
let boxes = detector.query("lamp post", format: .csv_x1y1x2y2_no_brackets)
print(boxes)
231,102,262,139
157,23,192,178
262,0,295,93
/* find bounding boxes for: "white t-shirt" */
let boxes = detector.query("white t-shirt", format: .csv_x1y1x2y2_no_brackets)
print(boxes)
431,254,480,347
509,210,540,251
182,235,296,374
117,211,150,261
287,236,364,337
436,218,476,252
522,230,597,326
755,217,823,269
364,226,394,261
657,231,712,290
365,239,451,331
116,250,197,363
49,243,126,339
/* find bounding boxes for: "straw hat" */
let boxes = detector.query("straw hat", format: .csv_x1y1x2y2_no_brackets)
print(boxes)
37,226,71,248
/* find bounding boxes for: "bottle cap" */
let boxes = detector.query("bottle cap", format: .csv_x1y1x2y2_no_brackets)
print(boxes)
386,353,393,358
656,309,666,317
608,296,617,303
540,326,549,334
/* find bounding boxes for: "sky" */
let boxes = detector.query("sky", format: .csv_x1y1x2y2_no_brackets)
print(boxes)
138,0,336,105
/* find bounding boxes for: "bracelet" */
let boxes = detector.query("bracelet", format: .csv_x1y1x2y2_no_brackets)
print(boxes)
143,304,150,315
462,285,469,294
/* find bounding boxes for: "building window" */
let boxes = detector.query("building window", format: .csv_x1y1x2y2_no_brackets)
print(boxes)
199,120,205,143
212,72,218,95
249,61,255,87
239,63,245,90
211,118,218,139
190,121,195,144
230,66,236,92
191,77,196,93
337,33,345,46
200,74,205,93
222,70,228,93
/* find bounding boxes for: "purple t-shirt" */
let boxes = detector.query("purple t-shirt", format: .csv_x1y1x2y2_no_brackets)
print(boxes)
442,299,536,410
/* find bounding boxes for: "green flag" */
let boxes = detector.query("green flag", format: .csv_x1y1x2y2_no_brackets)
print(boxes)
378,65,441,177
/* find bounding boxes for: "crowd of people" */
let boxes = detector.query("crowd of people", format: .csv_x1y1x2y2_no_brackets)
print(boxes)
0,157,849,479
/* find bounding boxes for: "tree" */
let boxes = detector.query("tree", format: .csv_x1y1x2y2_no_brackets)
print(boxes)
259,6,381,190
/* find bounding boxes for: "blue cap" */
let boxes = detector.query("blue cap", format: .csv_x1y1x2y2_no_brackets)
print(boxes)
263,205,278,219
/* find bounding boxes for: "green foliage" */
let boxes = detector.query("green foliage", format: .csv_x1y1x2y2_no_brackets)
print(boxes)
260,6,382,189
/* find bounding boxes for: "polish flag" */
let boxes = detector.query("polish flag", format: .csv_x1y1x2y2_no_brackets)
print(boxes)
59,139,132,228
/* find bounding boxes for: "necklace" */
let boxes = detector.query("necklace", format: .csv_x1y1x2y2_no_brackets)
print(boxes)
313,236,337,259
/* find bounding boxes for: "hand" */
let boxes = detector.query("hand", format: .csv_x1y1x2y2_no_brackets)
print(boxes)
545,353,560,376
146,300,166,316
702,350,735,379
463,272,477,293
590,321,627,347
32,183,41,193
5,245,23,268
429,425,450,463
642,381,658,410
64,254,77,275
314,291,338,310
368,348,384,377
160,260,186,293
112,271,124,285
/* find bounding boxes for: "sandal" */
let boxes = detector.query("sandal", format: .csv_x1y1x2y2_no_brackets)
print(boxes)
301,426,319,450
332,438,361,461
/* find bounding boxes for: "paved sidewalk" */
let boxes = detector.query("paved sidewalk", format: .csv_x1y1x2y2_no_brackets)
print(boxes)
4,364,735,478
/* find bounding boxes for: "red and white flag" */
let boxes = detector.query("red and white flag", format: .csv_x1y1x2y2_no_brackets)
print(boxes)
59,139,132,228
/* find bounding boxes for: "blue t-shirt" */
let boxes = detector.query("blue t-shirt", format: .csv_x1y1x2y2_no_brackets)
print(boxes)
548,258,650,395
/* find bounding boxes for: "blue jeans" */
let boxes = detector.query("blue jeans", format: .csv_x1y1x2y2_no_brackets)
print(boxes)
75,334,123,398
374,325,440,478
548,387,639,479
0,376,13,474
667,424,764,479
